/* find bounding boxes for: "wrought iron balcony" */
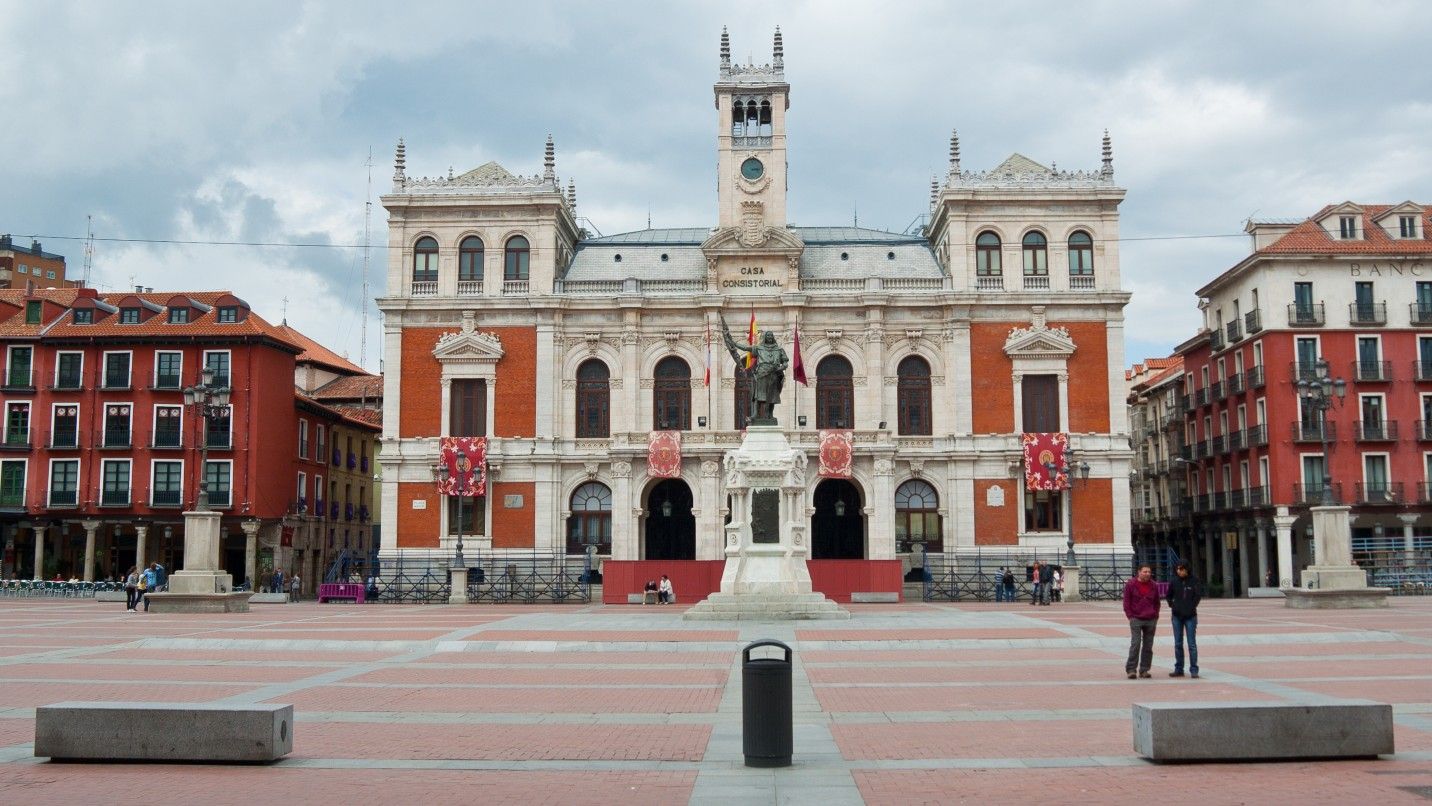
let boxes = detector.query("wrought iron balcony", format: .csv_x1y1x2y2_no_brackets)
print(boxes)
101,372,131,390
149,431,184,449
1355,420,1398,441
1353,360,1392,382
1246,486,1269,508
0,490,23,509
44,488,79,509
1228,429,1245,451
151,489,183,508
1421,482,1432,504
1420,420,1432,441
1246,365,1265,389
1349,302,1387,326
3,368,33,391
99,489,130,507
1411,302,1432,326
1181,393,1195,412
1291,361,1323,382
1244,309,1263,334
1416,360,1432,382
206,432,232,450
1293,482,1343,506
1225,320,1242,343
1228,373,1245,395
1194,388,1210,407
1212,381,1226,401
1246,424,1268,446
50,373,83,391
1209,434,1226,455
1291,420,1336,442
1,430,31,451
98,429,131,449
1288,303,1324,326
147,370,183,391
47,429,80,450
1356,481,1403,505
1211,491,1228,511
1209,329,1226,351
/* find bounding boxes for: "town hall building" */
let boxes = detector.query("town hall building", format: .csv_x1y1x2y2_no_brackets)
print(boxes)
376,29,1134,601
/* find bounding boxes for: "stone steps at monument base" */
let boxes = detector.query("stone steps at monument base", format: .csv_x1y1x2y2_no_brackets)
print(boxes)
682,592,851,621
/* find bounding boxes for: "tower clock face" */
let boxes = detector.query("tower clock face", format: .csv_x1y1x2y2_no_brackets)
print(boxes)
740,157,765,181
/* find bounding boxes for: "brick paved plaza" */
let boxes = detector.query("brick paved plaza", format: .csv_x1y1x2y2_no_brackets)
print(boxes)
2,598,1432,804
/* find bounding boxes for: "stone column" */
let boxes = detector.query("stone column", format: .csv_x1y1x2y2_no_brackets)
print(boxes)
134,524,149,571
1255,521,1269,587
81,519,101,582
862,320,885,430
610,461,635,560
1399,513,1418,556
1237,524,1251,597
869,457,896,560
33,523,45,579
1220,530,1235,597
698,459,722,560
1202,526,1216,583
1273,507,1297,588
241,519,261,590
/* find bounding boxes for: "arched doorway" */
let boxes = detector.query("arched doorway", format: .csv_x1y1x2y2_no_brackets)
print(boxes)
812,478,864,559
644,478,695,560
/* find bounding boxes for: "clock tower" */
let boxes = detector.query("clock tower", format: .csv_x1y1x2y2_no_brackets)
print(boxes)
714,27,789,231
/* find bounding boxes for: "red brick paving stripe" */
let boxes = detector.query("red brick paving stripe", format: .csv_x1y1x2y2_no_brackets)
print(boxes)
1212,658,1432,679
1200,641,1432,657
271,684,721,713
0,662,344,684
0,767,698,805
351,666,729,686
191,630,452,642
0,682,254,708
1080,624,1356,638
833,719,1132,759
1285,679,1432,704
414,651,734,666
464,630,738,642
797,628,1069,641
852,762,1430,805
0,718,34,746
294,722,711,761
801,648,1113,663
94,649,401,662
808,664,1117,684
814,681,1285,712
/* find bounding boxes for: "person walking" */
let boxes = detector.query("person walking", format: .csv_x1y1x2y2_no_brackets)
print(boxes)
994,567,1007,602
290,572,302,602
1166,562,1203,678
1051,567,1063,603
1029,561,1049,606
141,562,162,612
123,566,140,612
1122,564,1161,678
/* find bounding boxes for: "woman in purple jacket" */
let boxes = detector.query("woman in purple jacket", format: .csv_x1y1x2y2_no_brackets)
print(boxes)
1122,564,1161,679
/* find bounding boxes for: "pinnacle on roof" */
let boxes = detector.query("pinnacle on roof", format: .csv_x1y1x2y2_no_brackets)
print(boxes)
949,128,961,174
773,26,783,70
1101,130,1113,176
393,138,406,182
567,179,577,214
720,26,730,71
930,176,938,208
544,134,556,182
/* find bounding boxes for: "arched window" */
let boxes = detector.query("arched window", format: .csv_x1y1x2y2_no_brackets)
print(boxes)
895,479,942,553
976,231,1002,276
816,355,854,429
1068,231,1094,276
734,368,753,430
653,357,691,431
504,235,530,281
896,355,932,436
1022,232,1048,276
567,482,612,555
575,360,610,438
412,236,438,281
459,236,484,281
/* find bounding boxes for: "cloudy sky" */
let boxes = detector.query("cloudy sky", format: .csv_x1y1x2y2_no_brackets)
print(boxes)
4,1,1430,370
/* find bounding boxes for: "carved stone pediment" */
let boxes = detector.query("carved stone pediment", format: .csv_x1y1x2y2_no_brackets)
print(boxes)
700,224,805,258
1003,325,1076,359
434,329,505,364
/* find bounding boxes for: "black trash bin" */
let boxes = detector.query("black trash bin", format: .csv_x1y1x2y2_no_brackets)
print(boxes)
742,639,793,768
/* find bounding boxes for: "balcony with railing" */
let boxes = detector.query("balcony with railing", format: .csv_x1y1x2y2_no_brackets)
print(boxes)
1293,481,1343,506
1192,440,1208,459
1291,360,1323,382
97,428,132,449
1419,420,1432,441
46,428,80,450
0,487,23,509
409,279,438,296
1181,393,1195,412
1022,275,1051,291
456,280,483,296
101,370,132,390
149,430,184,450
502,280,531,295
206,431,233,450
146,369,184,391
1209,434,1226,455
1357,481,1403,505
1246,486,1269,508
1,428,31,451
44,488,79,509
1194,388,1210,407
1288,302,1325,326
1228,373,1245,395
1291,420,1336,442
3,366,33,392
1246,423,1268,446
1228,429,1245,451
1353,360,1392,382
1355,419,1398,441
1191,493,1210,513
1246,365,1265,389
151,489,183,508
99,488,131,507
1212,381,1226,401
1244,309,1263,334
1349,301,1387,326
1416,359,1432,382
1225,320,1243,343
1209,329,1225,351
50,371,83,391
974,276,1004,291
1411,302,1432,326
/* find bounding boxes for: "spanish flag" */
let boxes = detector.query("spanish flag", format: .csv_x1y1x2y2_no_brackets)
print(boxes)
746,309,757,369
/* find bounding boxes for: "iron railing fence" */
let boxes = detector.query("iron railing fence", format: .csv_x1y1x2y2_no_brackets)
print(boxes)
0,580,125,598
361,549,593,604
1352,537,1432,595
921,546,1164,602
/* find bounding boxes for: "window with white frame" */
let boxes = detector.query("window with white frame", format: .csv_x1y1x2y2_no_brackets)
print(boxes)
205,460,233,507
206,405,233,449
51,404,79,448
151,460,183,507
203,350,231,387
152,405,183,448
297,471,307,511
103,404,132,448
48,459,79,507
0,459,26,508
100,459,131,506
103,352,132,389
5,402,30,447
154,351,183,389
1363,454,1391,503
298,420,309,458
6,345,33,388
54,351,83,389
1339,215,1358,239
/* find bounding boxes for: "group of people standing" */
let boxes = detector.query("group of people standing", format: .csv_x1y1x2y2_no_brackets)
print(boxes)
1123,562,1203,679
992,562,1063,604
121,563,166,612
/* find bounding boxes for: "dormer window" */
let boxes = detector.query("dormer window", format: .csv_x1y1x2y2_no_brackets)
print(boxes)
1339,215,1358,239
217,306,238,323
119,308,140,324
73,309,93,324
25,301,40,324
168,308,189,324
1400,215,1419,239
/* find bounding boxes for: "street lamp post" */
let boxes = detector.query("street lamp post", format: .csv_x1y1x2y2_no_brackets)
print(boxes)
432,448,468,568
1294,359,1346,506
183,367,231,511
1044,456,1092,567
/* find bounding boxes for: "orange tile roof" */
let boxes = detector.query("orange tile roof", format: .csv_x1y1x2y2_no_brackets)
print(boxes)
1260,204,1432,254
272,323,367,374
296,394,382,432
312,374,383,401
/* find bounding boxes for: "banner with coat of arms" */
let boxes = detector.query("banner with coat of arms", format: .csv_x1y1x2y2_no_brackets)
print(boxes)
648,431,682,478
1022,432,1069,491
818,429,854,478
438,436,486,496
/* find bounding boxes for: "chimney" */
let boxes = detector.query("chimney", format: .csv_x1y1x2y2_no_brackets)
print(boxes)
0,234,11,248
31,240,41,253
135,285,144,292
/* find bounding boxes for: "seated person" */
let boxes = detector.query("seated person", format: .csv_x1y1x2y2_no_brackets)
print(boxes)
643,580,658,604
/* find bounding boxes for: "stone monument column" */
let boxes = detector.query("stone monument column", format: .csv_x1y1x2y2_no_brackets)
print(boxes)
146,509,252,613
1284,504,1389,608
81,519,101,582
134,524,149,570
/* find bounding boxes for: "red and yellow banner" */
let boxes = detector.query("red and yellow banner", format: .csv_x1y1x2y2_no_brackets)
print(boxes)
1022,432,1069,491
438,436,487,496
648,431,682,478
818,429,854,478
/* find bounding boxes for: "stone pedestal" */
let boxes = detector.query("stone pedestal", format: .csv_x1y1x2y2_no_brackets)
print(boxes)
684,426,848,621
1061,566,1081,602
146,510,253,614
1286,505,1388,609
449,567,469,604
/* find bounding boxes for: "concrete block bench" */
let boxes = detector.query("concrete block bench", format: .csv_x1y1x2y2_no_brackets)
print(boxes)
248,592,290,604
851,592,899,603
1133,701,1393,761
35,702,293,763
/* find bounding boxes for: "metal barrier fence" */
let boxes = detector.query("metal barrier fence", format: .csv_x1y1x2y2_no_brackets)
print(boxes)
364,550,592,605
1352,539,1432,596
0,580,126,598
921,547,1157,602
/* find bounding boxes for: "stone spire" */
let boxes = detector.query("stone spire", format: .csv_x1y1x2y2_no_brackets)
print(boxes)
393,138,406,183
948,128,961,174
567,179,577,214
1101,129,1113,176
930,176,938,208
773,26,783,71
720,26,731,73
544,134,556,182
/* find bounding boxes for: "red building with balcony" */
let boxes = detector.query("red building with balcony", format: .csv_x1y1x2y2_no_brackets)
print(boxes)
0,287,379,592
1171,203,1432,593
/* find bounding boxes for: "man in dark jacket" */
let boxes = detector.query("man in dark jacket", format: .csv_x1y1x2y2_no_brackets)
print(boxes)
1121,564,1160,678
1165,562,1203,678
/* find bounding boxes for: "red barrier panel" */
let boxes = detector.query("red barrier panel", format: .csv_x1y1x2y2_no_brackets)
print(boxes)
807,560,904,603
602,560,725,605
